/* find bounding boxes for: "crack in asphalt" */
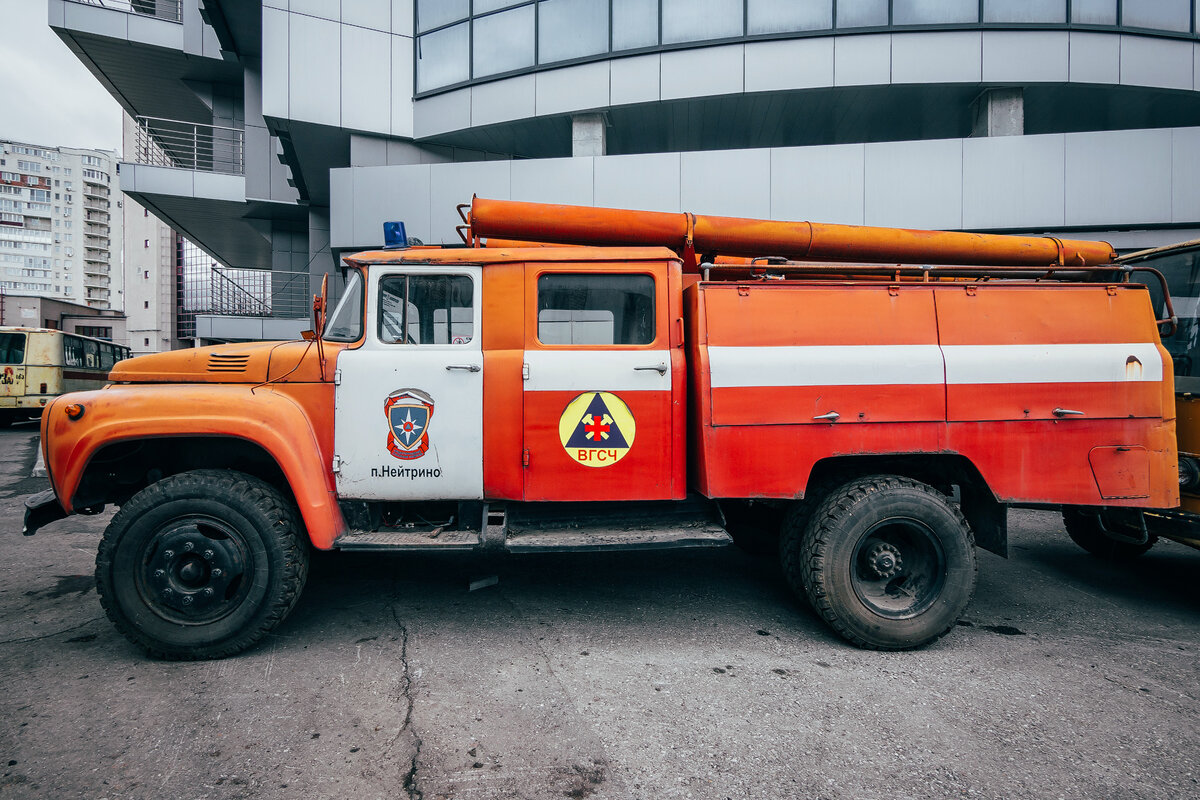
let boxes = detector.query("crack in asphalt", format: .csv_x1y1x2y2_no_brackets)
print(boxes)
389,604,424,800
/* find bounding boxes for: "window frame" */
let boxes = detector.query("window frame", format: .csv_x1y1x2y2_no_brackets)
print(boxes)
368,265,481,349
529,266,663,350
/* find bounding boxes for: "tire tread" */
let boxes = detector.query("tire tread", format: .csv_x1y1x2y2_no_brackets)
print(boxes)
783,475,977,651
95,469,309,660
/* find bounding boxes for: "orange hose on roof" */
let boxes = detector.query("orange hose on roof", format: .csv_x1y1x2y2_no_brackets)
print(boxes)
467,197,1116,269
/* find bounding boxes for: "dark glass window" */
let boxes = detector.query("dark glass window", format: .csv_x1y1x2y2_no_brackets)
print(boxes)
0,332,25,365
537,274,655,345
1136,247,1200,383
378,274,475,345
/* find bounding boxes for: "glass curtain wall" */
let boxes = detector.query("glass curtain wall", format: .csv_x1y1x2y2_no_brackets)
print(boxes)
416,0,1200,94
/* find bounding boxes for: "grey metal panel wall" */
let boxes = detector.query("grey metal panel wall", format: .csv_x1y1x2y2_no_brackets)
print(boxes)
330,127,1200,250
260,3,415,136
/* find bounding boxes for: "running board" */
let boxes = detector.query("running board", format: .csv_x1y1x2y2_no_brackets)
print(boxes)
335,528,480,552
333,523,732,553
505,525,731,553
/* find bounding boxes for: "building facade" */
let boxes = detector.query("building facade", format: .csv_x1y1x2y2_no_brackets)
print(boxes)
0,293,127,345
0,139,122,310
49,0,1200,327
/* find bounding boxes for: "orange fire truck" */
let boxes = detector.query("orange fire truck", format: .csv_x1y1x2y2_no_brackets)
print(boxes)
24,198,1179,659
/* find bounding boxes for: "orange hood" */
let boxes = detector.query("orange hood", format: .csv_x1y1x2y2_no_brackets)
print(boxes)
109,341,333,384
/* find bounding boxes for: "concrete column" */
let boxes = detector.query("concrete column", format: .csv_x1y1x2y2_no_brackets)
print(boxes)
972,88,1024,137
572,113,607,157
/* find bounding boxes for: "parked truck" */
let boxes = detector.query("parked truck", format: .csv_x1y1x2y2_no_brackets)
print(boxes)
24,198,1179,659
1059,238,1200,559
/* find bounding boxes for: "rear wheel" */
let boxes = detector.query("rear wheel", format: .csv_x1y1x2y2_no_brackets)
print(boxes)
1062,509,1156,562
96,469,309,660
781,475,977,650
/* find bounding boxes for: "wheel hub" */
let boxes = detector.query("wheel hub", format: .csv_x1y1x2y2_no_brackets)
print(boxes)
864,541,903,579
141,521,247,621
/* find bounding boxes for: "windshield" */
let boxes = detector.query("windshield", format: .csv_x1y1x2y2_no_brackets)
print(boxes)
1131,246,1200,383
324,270,364,342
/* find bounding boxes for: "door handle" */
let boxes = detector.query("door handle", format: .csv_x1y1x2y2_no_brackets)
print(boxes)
813,411,840,422
446,364,481,372
635,363,668,375
1053,407,1084,417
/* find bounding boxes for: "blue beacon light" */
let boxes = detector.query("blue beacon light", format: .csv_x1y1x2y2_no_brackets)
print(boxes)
383,221,408,249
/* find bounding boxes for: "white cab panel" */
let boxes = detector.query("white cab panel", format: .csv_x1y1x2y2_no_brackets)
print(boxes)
334,264,484,500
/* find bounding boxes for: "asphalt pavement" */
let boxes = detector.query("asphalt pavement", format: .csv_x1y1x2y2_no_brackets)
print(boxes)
0,423,1197,800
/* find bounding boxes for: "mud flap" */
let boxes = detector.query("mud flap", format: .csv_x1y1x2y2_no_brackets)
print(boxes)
960,483,1008,557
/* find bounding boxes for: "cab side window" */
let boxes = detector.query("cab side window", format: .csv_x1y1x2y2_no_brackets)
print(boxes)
537,274,655,345
378,274,474,345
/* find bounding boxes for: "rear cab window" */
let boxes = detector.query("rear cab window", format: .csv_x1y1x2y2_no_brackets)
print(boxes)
536,273,655,346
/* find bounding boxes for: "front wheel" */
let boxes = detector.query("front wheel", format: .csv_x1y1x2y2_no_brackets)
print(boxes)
96,469,309,660
781,475,978,650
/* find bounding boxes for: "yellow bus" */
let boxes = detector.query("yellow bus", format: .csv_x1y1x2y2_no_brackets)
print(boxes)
0,327,131,427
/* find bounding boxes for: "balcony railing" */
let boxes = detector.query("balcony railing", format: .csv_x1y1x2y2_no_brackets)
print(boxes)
64,0,182,24
183,268,310,319
133,116,245,176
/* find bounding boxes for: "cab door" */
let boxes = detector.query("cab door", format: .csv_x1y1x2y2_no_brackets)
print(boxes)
521,264,678,501
334,266,484,500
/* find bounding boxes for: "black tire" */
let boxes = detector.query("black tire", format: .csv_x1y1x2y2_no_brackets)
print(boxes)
96,469,309,660
782,475,977,650
1062,509,1156,562
0,412,12,429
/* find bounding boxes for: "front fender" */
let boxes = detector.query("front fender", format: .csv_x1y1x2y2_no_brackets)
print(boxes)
44,384,345,548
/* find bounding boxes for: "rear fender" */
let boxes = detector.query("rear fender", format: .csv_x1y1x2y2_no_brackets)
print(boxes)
44,385,344,548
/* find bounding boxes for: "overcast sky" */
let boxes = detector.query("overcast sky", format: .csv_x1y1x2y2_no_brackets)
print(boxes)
0,0,123,152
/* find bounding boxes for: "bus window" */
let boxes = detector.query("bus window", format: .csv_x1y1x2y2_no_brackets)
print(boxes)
63,335,85,368
99,343,116,370
83,339,99,369
0,333,25,365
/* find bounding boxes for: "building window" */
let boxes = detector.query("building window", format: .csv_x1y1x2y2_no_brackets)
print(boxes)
144,301,149,309
748,0,833,33
538,0,609,64
472,6,535,78
144,270,150,279
144,239,150,248
75,325,112,340
612,0,659,49
144,338,150,346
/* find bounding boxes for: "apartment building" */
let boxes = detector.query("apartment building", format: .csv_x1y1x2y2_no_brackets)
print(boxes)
0,139,122,310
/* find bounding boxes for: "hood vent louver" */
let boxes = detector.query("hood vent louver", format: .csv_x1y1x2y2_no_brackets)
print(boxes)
207,353,252,373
